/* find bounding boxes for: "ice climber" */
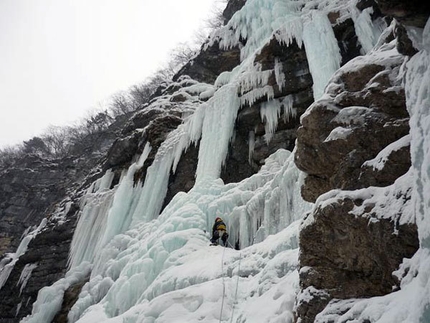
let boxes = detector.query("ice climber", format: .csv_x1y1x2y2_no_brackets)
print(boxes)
210,217,229,246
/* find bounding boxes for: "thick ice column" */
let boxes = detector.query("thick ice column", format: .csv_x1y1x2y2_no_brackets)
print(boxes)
95,144,151,244
130,146,175,224
195,84,240,183
69,144,151,268
405,21,430,247
351,5,386,54
302,10,341,100
68,185,116,269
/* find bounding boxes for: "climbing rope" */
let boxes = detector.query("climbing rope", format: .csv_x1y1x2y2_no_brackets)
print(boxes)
219,245,227,323
217,241,243,323
229,249,242,323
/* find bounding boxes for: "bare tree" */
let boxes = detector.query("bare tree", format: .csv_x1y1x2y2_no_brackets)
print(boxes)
109,91,133,117
0,145,24,167
0,13,233,165
23,136,49,156
191,0,228,45
170,42,198,67
129,83,154,107
42,125,70,157
85,110,112,134
205,2,225,30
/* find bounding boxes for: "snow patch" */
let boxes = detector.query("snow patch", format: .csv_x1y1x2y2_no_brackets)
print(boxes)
324,126,353,142
362,134,411,170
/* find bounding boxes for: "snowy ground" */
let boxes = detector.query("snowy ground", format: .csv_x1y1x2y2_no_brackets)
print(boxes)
69,224,301,323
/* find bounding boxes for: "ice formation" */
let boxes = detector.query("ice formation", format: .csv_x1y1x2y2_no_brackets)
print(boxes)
69,144,152,268
259,96,296,143
21,262,92,323
22,145,309,323
195,84,241,182
0,218,46,291
18,1,430,323
21,53,312,321
17,263,38,296
212,0,383,101
302,10,342,99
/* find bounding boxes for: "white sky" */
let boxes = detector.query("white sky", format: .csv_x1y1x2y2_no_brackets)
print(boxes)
0,0,219,148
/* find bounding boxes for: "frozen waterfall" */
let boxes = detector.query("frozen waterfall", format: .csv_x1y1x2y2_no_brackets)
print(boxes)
19,0,406,322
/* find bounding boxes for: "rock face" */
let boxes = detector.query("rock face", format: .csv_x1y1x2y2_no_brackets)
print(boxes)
174,42,241,85
0,156,70,255
294,2,424,320
222,0,247,24
377,0,430,28
0,216,76,321
0,150,105,257
0,121,120,321
297,194,419,323
295,46,410,202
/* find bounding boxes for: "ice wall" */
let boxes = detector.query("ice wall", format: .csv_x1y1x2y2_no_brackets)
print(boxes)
195,84,240,183
64,149,310,322
21,1,391,322
406,21,430,248
69,144,152,269
213,0,383,101
16,136,310,322
351,6,386,54
404,18,430,321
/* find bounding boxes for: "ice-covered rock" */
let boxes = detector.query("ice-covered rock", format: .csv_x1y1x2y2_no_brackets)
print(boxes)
295,41,410,202
1,1,429,323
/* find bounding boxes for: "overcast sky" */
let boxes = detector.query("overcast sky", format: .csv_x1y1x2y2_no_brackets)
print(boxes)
0,0,219,148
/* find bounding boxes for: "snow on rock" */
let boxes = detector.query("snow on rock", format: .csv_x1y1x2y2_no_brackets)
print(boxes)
362,134,411,170
296,40,410,202
307,16,430,323
298,169,419,323
302,167,416,230
0,218,47,291
323,126,353,142
17,1,429,323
